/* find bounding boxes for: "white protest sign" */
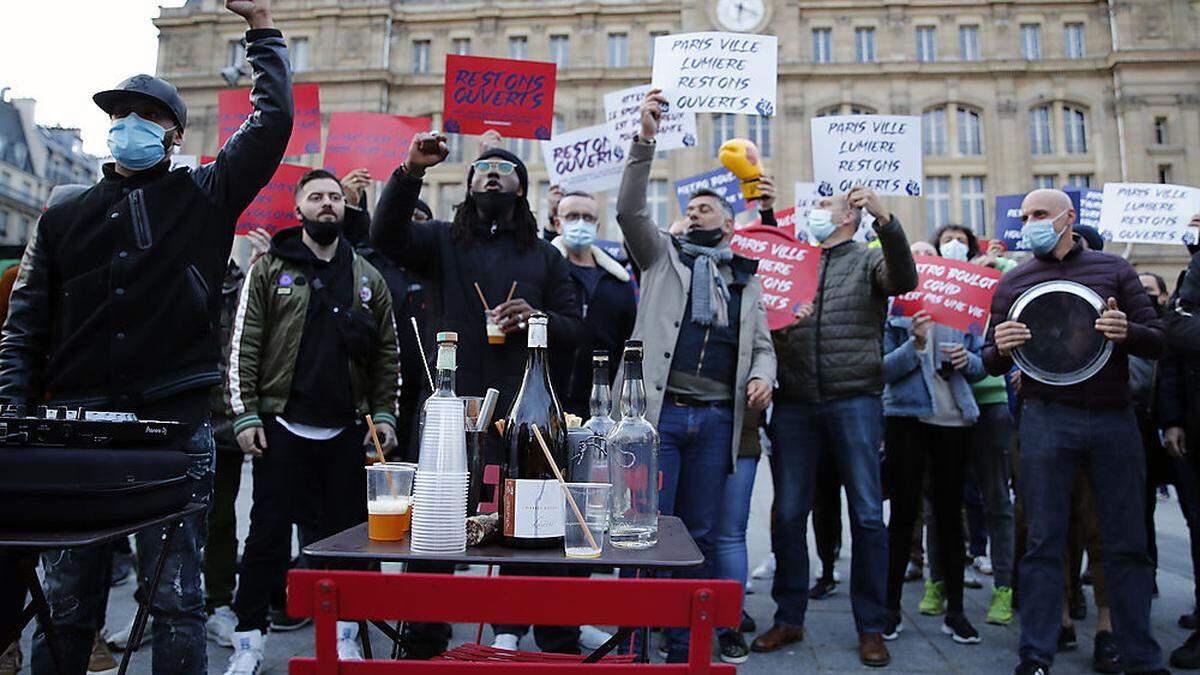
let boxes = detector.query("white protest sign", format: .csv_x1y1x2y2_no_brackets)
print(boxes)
170,154,199,170
604,84,698,152
541,124,627,193
793,181,874,245
810,115,923,197
1098,183,1200,246
651,32,778,116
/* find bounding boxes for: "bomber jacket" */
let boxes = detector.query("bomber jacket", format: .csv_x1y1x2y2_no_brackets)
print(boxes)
0,29,293,420
227,230,400,435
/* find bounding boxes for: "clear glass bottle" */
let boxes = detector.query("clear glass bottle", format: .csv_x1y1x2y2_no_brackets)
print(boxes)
607,340,659,549
581,350,615,485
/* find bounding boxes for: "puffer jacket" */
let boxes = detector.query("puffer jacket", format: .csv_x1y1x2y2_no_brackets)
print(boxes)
773,218,917,404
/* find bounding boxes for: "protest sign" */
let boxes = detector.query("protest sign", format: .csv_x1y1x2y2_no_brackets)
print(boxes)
1078,187,1104,232
995,194,1027,251
1098,183,1200,246
169,155,198,171
235,162,309,236
729,226,821,331
323,113,430,178
739,206,797,231
810,115,923,196
218,82,320,156
604,84,697,151
675,167,747,215
889,255,1003,336
541,124,626,193
650,32,778,116
792,182,822,241
442,54,556,140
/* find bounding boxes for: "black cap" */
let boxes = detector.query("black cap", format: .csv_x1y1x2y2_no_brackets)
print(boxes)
94,74,187,129
1074,224,1105,252
469,147,529,194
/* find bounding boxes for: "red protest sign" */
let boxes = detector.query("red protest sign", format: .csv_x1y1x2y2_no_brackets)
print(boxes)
235,162,309,235
218,82,321,156
729,225,821,331
323,112,431,179
442,55,556,140
889,255,1003,336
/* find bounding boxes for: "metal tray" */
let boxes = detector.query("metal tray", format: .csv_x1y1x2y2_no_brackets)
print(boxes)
1007,280,1113,386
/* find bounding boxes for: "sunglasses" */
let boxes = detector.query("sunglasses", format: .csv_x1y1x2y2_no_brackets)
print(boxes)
472,159,517,176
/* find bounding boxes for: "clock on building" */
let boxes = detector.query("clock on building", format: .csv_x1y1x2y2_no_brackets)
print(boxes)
715,0,766,32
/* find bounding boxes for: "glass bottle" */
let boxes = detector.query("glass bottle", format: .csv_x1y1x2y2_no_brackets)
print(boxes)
607,340,659,549
581,350,615,485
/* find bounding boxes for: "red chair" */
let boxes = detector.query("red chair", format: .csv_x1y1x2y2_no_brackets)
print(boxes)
288,570,742,674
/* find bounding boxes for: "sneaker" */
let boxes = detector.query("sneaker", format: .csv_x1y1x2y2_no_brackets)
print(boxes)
87,633,118,673
809,577,838,600
973,555,994,576
1068,584,1087,621
1092,630,1120,674
1171,630,1200,669
579,625,612,651
110,551,136,587
104,616,151,652
942,614,981,645
751,553,776,579
882,612,903,641
964,565,984,590
336,622,362,661
987,587,1014,625
1014,659,1050,675
0,643,20,675
207,605,237,647
918,579,947,616
224,630,266,675
718,631,750,664
491,633,520,651
739,611,757,634
268,607,311,632
1057,624,1078,652
904,561,923,582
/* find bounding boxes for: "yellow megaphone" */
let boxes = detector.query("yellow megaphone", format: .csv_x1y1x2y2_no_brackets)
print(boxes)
718,138,764,202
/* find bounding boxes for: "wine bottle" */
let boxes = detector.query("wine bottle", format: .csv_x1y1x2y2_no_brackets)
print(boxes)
608,340,659,549
501,312,569,548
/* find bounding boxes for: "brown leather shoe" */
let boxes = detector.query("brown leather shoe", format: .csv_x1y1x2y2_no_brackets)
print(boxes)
859,632,891,667
750,624,804,653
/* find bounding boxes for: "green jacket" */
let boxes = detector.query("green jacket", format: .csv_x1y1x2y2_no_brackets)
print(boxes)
227,244,400,434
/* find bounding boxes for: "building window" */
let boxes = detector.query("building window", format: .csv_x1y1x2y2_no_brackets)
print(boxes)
553,114,566,136
855,27,876,63
816,103,877,117
711,113,736,156
445,133,463,164
437,183,462,221
291,37,310,71
508,36,528,60
957,107,983,156
648,179,669,231
1154,116,1170,145
412,40,431,74
549,35,570,69
748,116,771,157
925,177,951,231
1063,105,1088,154
1066,173,1093,189
916,26,937,62
1020,24,1042,60
960,176,987,233
452,38,471,55
1033,174,1056,189
812,28,832,64
1029,106,1053,155
1064,23,1085,59
1158,164,1173,184
959,25,980,61
608,33,628,68
227,40,246,68
536,180,551,224
508,137,532,162
922,108,947,156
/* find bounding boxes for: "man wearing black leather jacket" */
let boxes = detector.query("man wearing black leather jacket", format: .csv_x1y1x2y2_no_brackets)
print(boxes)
0,1,292,672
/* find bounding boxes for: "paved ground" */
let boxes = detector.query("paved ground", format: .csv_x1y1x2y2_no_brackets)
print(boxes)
16,456,1200,673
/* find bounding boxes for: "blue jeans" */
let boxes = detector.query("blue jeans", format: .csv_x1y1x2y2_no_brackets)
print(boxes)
657,403,734,662
32,420,215,675
1017,400,1162,671
713,456,758,637
768,397,888,633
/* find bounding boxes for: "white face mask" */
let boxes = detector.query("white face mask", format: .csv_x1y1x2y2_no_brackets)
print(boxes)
807,209,837,244
941,239,969,262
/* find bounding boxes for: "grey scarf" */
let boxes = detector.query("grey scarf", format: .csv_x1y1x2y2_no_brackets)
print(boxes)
678,241,734,327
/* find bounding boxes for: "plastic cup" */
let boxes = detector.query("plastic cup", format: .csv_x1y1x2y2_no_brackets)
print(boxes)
485,310,505,345
367,464,415,542
563,483,610,559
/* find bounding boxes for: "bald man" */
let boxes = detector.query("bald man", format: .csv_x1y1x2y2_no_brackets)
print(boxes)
982,189,1166,675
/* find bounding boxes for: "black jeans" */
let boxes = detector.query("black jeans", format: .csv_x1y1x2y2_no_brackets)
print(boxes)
233,417,367,632
204,446,243,612
885,417,969,614
811,454,843,581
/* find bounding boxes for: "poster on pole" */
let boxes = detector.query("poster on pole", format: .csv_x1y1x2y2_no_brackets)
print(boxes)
442,54,556,140
810,115,922,197
729,225,821,331
541,124,626,194
674,167,747,215
323,113,431,178
218,82,320,156
889,256,1003,336
604,84,697,151
235,162,310,235
650,32,778,116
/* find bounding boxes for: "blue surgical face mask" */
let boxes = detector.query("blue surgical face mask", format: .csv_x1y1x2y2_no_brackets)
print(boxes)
107,113,175,171
561,218,597,252
808,209,837,244
941,239,969,262
1021,210,1068,256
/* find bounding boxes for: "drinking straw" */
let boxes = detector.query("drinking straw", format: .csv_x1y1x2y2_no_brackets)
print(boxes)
472,282,490,312
530,424,599,552
365,414,388,466
504,280,518,304
476,388,500,432
410,317,435,392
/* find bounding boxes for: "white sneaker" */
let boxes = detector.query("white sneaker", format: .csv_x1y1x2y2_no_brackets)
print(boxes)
491,633,520,651
973,556,994,576
336,622,362,661
103,616,151,652
579,625,613,651
832,569,842,583
963,564,983,590
751,553,776,579
224,630,266,675
207,606,237,647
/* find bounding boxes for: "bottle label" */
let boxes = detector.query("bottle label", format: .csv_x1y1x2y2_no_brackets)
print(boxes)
528,322,548,349
502,478,564,538
436,345,456,370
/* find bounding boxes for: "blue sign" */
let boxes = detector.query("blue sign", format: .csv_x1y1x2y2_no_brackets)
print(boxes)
1077,188,1103,231
674,167,747,216
995,194,1028,251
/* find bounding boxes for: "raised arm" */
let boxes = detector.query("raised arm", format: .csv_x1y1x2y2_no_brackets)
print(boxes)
370,132,449,277
616,90,671,270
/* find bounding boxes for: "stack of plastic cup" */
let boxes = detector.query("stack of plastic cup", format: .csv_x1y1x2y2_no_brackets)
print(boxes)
411,397,469,553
